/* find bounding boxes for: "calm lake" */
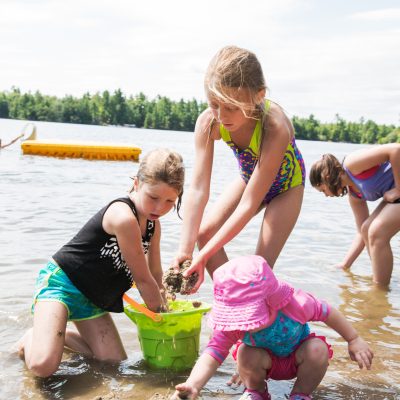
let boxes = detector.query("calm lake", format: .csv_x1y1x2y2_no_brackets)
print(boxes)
0,118,399,400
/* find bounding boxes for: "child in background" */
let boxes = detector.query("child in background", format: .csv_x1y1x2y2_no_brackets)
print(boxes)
171,255,373,400
17,148,185,377
309,144,400,286
172,45,305,293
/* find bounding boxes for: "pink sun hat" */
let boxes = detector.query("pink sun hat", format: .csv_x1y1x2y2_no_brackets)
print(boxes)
209,255,294,331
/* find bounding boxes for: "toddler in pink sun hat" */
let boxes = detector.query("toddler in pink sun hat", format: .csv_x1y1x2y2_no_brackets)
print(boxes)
170,255,373,400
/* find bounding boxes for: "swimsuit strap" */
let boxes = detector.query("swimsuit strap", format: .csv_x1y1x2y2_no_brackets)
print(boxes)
220,100,271,155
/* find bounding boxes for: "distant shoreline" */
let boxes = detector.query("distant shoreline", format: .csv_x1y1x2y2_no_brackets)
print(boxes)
0,88,398,144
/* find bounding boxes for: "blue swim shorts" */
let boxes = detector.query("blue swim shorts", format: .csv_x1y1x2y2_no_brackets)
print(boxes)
32,260,107,321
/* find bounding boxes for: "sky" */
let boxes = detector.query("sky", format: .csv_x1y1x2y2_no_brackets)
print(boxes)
0,0,399,125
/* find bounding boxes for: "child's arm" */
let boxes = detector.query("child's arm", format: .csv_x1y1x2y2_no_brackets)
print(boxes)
146,220,163,287
171,330,241,399
170,353,220,399
337,195,369,269
103,202,165,312
325,307,373,370
172,110,215,277
146,220,169,305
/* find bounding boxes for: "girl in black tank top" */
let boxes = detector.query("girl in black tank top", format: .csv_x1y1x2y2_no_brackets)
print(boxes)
17,149,185,378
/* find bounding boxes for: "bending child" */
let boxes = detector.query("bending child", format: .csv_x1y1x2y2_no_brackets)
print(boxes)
309,144,400,286
17,148,185,377
171,255,373,400
172,45,305,291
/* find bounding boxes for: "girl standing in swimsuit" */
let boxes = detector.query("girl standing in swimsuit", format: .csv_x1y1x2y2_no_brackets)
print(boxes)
309,144,400,286
172,45,305,292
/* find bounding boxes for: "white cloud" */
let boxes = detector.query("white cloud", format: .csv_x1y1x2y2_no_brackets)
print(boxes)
268,25,400,123
0,0,398,124
350,8,400,20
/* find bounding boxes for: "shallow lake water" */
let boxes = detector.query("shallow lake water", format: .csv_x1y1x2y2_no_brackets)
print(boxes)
0,118,399,399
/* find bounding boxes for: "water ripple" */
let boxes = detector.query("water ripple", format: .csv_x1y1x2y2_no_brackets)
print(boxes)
1,120,399,399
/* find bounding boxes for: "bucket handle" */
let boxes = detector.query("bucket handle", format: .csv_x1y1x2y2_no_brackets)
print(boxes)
123,293,163,322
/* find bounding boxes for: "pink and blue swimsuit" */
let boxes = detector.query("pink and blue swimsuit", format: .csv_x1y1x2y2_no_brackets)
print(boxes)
203,289,333,380
344,162,394,201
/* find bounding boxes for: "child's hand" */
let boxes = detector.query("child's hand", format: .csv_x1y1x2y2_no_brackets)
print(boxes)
383,187,400,203
348,336,373,370
226,371,243,387
171,254,192,273
334,261,351,270
182,256,206,293
170,383,199,399
159,288,170,311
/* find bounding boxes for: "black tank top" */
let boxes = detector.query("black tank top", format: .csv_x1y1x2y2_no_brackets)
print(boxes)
53,197,155,312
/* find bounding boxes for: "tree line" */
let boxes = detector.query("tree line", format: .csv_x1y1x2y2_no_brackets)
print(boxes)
292,114,399,144
0,88,205,132
0,88,398,144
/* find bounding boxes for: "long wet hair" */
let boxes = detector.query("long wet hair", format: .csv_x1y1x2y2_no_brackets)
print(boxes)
130,148,185,216
204,46,270,157
309,153,347,196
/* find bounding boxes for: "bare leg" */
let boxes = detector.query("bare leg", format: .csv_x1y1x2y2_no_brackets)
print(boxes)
20,301,69,377
360,201,385,256
64,326,94,356
237,344,270,393
364,203,400,285
75,313,127,361
197,176,246,276
292,338,329,396
16,325,93,359
18,305,125,378
256,185,304,267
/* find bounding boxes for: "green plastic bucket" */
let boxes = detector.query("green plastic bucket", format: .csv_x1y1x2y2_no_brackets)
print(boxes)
124,300,211,371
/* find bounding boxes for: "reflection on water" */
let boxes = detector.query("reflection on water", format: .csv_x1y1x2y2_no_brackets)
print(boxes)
0,119,399,399
333,274,400,398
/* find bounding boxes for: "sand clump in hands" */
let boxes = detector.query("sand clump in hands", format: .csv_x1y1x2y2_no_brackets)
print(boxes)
162,260,199,296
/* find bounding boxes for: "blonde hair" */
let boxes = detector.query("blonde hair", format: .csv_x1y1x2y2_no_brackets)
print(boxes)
309,154,347,197
204,46,270,156
205,46,266,117
131,148,185,215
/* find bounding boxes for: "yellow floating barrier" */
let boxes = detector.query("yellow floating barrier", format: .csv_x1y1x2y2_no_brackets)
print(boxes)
21,140,141,161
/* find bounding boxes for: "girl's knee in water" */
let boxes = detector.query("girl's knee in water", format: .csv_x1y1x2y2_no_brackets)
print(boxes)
300,339,330,367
